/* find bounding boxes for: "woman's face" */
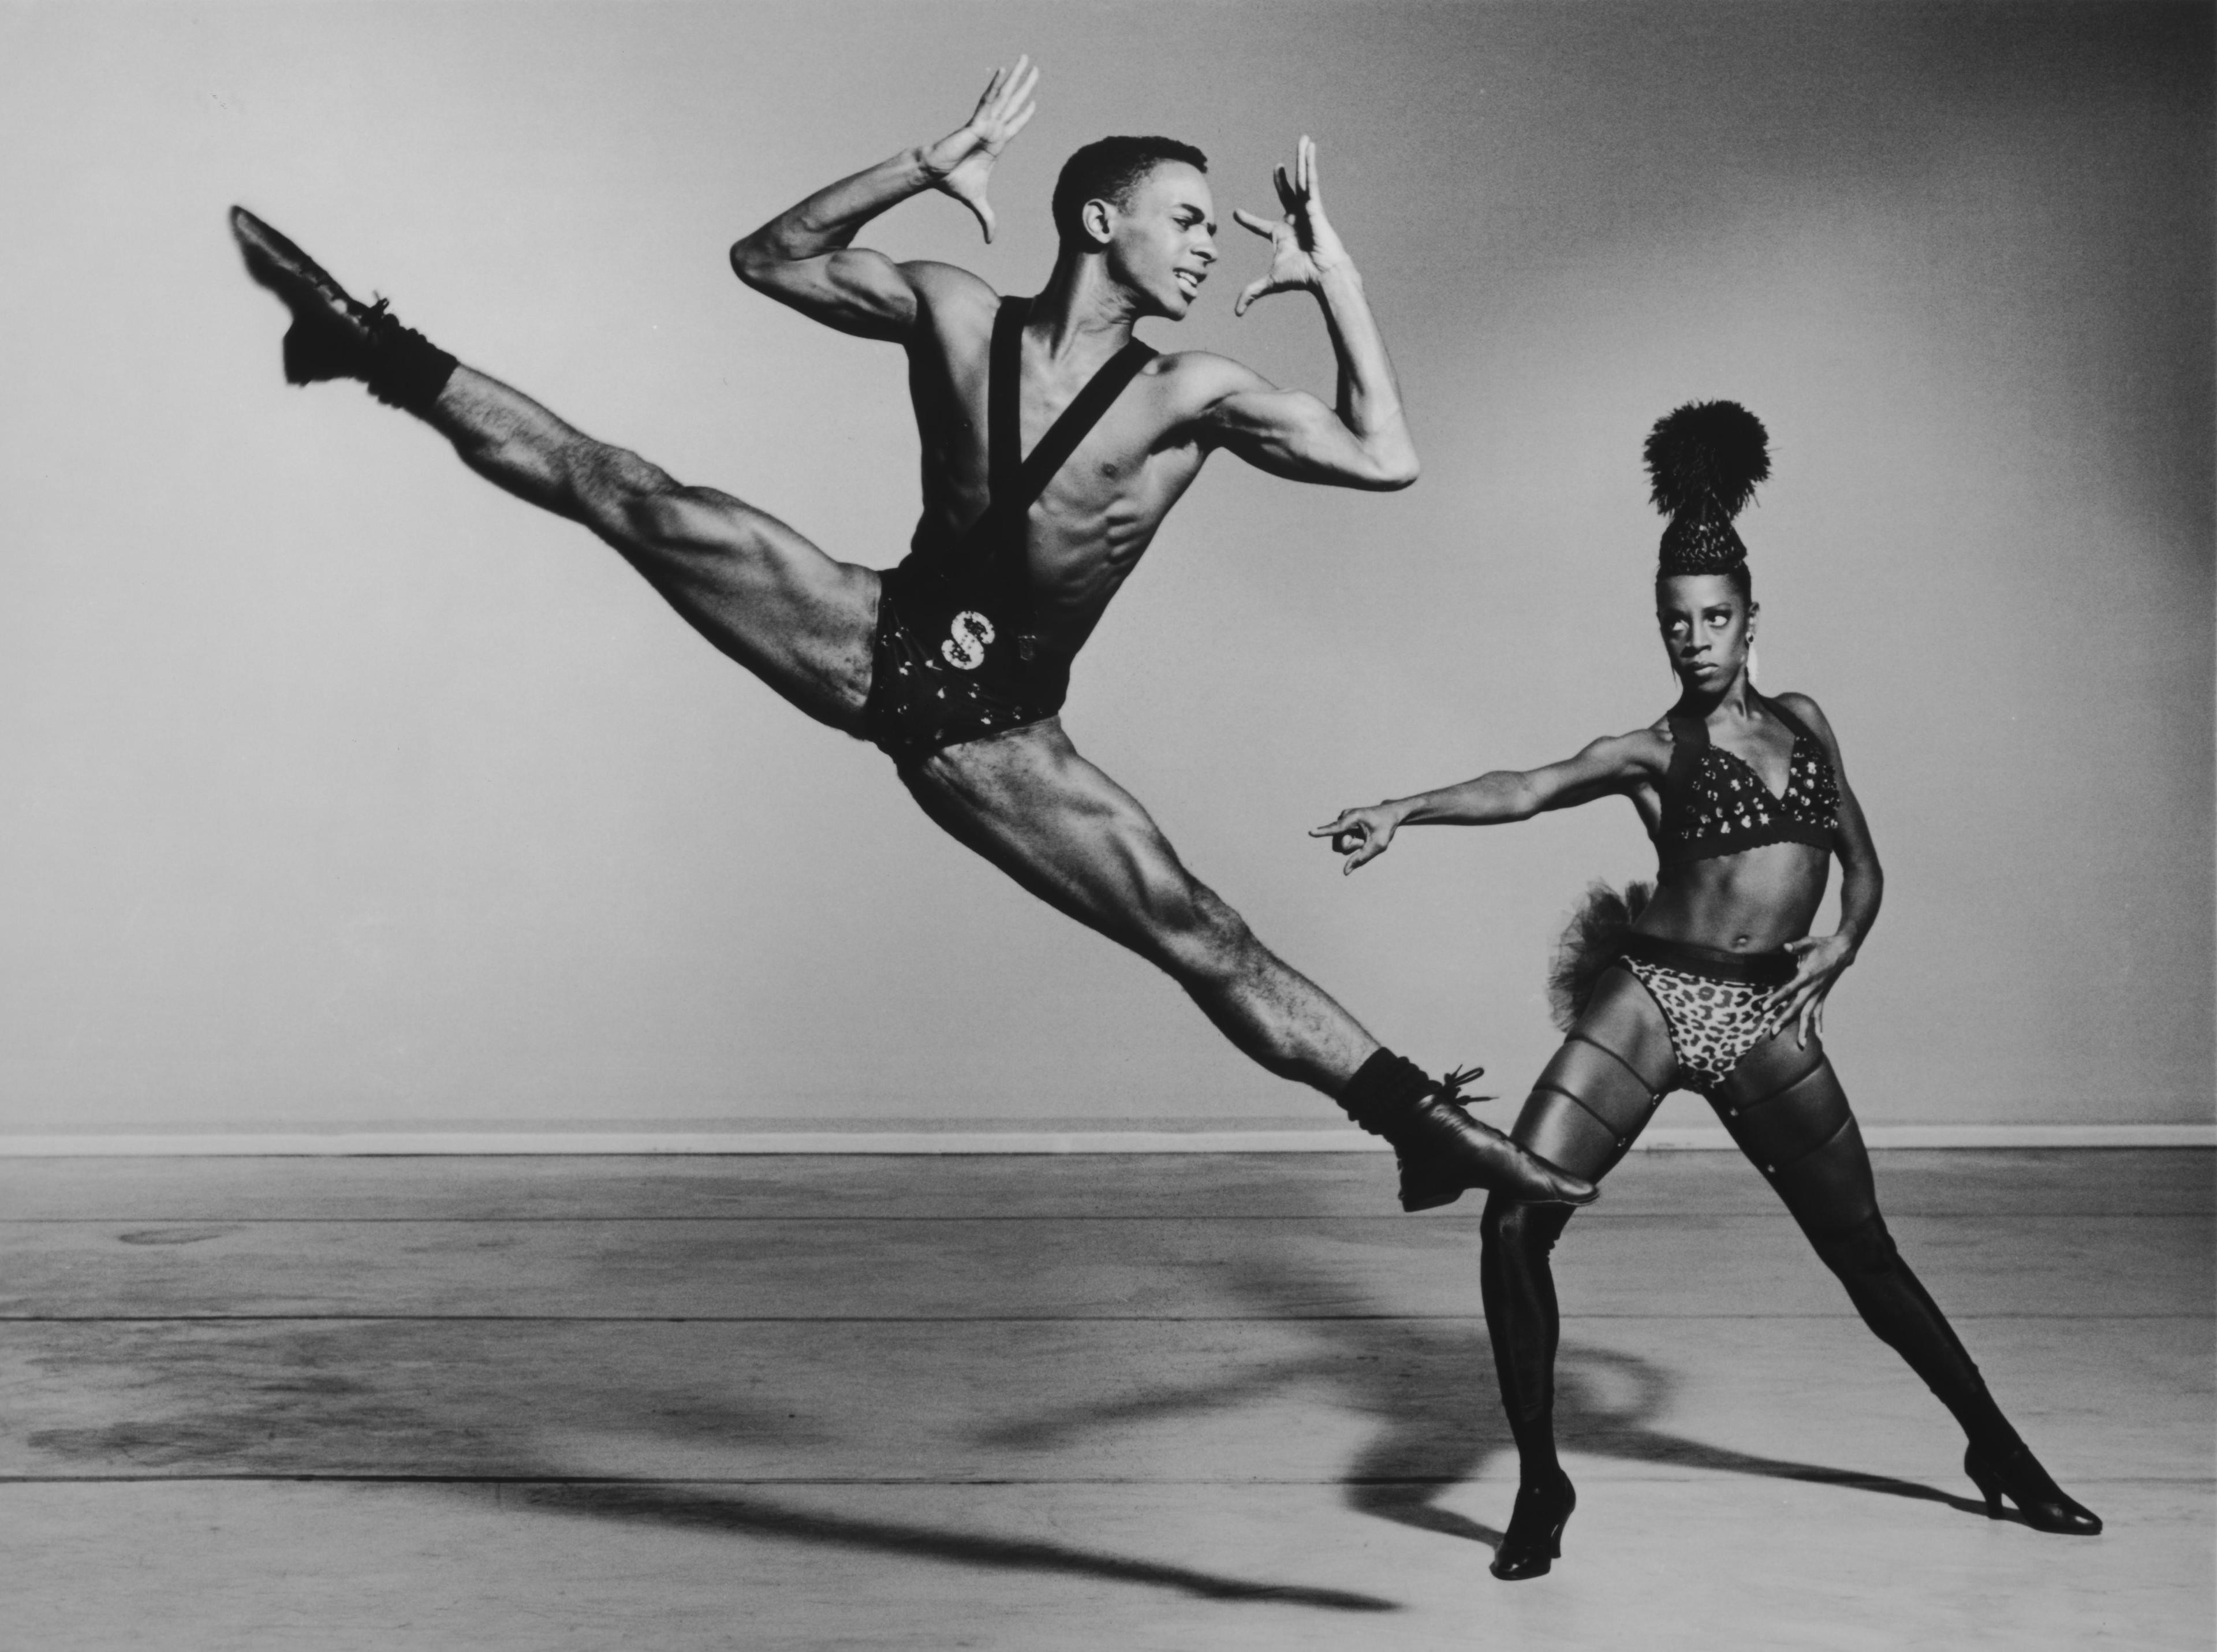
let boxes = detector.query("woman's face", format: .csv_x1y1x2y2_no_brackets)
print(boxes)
1656,573,1756,691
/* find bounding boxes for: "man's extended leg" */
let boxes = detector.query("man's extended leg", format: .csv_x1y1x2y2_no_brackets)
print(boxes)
229,210,1587,1204
230,208,877,729
426,366,879,728
902,720,1595,1204
911,726,1364,1087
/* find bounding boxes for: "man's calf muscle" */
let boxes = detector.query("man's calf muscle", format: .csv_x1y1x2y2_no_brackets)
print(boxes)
430,368,680,542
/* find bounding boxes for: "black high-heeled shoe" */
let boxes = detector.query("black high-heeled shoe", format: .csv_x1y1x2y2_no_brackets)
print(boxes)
1491,1471,1577,1579
1964,1442,2102,1535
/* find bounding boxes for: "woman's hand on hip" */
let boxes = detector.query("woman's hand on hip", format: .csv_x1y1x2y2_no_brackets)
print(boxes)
1769,932,1857,1046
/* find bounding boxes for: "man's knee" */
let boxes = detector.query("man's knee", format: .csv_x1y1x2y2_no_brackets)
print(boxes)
611,479,741,557
1145,879,1257,983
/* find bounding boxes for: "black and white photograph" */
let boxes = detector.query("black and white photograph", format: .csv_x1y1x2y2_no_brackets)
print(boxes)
2,2,2210,1647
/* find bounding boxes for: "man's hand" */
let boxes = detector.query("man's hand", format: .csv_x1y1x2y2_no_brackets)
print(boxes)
1767,933,1857,1047
1233,136,1354,316
921,57,1041,243
1310,803,1403,874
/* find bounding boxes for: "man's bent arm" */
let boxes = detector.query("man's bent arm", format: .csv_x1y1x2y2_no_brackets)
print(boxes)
730,151,949,341
1199,262,1416,490
1315,258,1414,479
1198,138,1417,488
730,59,1038,342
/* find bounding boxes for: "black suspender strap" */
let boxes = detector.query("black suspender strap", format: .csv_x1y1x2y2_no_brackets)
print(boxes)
1005,335,1158,518
975,295,1158,662
987,296,1027,509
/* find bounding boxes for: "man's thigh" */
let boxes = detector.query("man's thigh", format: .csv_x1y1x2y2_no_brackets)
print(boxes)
899,720,1206,957
613,485,879,734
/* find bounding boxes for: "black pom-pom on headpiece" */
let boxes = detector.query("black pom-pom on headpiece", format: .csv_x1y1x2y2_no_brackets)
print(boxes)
1643,401,1770,575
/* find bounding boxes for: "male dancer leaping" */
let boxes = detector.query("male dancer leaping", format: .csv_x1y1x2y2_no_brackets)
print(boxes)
229,59,1593,1207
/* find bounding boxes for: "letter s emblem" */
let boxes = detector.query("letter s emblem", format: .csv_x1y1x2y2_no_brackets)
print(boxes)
941,610,995,671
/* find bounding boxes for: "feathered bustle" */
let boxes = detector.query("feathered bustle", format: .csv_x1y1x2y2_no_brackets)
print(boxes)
1546,879,1653,1032
1643,401,1770,521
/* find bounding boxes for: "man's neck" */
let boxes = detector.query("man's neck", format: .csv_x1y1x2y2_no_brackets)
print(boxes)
1029,252,1144,360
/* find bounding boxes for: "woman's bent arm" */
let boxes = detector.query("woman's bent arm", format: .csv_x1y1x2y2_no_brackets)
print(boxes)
1770,693,1882,1040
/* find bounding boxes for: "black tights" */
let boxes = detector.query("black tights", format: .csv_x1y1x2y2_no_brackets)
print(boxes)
1479,967,2019,1488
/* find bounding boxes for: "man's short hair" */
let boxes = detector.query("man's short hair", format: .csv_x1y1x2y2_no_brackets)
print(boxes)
1052,136,1208,248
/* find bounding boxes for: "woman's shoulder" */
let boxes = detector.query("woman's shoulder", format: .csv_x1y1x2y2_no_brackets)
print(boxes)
1768,690,1837,739
1591,719,1675,775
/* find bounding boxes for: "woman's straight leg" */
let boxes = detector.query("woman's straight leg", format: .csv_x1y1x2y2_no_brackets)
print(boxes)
1479,965,1677,1575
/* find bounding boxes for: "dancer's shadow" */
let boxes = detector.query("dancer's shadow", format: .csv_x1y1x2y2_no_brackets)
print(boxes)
516,1481,1394,1609
23,1319,1397,1612
980,1244,1985,1551
24,1196,1980,1605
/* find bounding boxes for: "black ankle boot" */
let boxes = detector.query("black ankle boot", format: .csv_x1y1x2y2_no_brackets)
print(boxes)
230,207,457,413
1491,1470,1576,1580
1339,1053,1597,1210
1964,1441,2102,1535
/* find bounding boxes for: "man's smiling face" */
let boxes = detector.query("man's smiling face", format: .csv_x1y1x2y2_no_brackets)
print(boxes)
1100,162,1217,319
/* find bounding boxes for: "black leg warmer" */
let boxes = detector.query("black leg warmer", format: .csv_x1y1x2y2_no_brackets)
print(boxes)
357,301,458,416
1335,1047,1435,1128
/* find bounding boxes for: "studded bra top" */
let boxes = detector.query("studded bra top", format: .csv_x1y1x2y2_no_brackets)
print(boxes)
1654,697,1840,867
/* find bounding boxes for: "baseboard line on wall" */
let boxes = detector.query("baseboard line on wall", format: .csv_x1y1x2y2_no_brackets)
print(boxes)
0,1123,2207,1156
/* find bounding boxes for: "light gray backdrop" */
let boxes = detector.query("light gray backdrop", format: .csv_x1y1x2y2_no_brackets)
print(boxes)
1,1,2208,1134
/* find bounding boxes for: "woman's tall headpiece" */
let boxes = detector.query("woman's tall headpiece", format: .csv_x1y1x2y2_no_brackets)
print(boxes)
1644,401,1770,575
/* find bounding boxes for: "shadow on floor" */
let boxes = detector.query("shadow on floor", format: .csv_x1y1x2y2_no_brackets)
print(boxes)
980,1245,1985,1548
22,1320,1402,1612
515,1482,1395,1610
20,1209,1979,1606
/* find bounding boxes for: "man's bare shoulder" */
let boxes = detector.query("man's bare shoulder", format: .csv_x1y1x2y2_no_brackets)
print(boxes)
1143,348,1272,415
900,262,999,329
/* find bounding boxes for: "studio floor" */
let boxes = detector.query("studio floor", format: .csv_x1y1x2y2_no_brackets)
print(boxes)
3,1148,2209,1650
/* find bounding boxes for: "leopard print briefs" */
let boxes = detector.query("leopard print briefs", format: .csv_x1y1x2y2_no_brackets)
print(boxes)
1624,957,1791,1092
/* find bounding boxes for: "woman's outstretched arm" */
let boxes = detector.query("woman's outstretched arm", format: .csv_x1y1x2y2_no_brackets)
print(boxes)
1313,726,1670,874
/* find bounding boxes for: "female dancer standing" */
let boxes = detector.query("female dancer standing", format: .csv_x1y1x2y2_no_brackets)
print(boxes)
1314,402,2100,1579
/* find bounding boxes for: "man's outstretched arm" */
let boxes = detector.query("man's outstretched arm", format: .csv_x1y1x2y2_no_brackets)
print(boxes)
729,58,1039,341
1195,137,1417,490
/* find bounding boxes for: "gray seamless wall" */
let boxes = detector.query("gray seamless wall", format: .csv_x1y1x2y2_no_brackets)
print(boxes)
0,1,2208,1132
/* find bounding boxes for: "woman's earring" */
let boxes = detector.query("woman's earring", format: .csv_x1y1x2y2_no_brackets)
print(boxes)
1748,642,1761,686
